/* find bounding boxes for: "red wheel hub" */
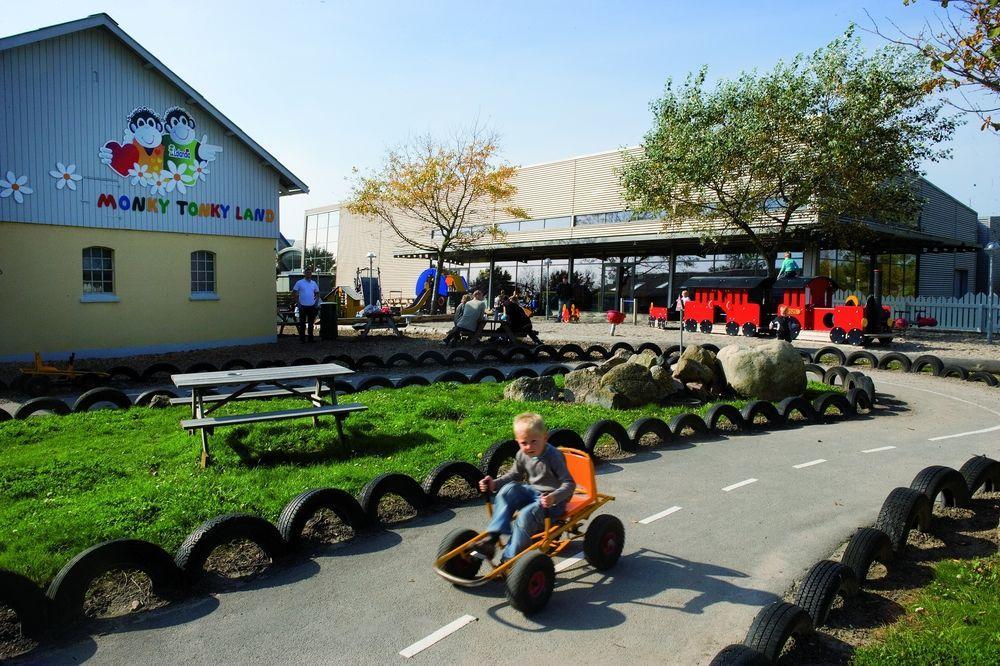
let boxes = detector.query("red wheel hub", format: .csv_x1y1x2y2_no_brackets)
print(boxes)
528,570,547,598
602,532,618,556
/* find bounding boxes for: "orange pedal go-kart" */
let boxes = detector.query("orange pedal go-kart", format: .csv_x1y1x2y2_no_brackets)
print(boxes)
433,447,624,615
18,352,109,396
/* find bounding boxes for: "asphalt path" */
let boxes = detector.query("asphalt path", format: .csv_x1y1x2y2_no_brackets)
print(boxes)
22,370,1000,665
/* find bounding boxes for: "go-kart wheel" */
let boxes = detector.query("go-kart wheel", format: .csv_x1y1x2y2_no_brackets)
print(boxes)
506,550,554,615
725,321,740,336
24,375,51,397
584,514,625,571
789,319,801,340
699,319,713,334
742,322,757,337
683,319,698,333
846,329,864,346
436,528,482,582
830,327,846,344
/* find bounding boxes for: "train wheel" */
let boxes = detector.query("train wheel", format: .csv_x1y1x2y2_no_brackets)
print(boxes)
725,321,740,336
699,320,713,334
742,322,757,337
830,327,846,344
789,320,801,340
846,329,864,346
684,319,698,333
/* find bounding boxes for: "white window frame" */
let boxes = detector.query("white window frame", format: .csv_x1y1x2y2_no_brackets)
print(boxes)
190,250,219,300
81,246,119,303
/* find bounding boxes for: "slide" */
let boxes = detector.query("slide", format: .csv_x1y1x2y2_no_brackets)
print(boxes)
401,288,432,315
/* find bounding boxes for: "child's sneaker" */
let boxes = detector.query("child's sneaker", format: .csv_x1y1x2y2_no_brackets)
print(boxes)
469,534,497,562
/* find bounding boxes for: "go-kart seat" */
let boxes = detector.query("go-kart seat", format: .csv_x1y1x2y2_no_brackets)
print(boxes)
558,447,596,517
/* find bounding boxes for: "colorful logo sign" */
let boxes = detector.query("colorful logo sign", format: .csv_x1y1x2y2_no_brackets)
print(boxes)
99,106,222,195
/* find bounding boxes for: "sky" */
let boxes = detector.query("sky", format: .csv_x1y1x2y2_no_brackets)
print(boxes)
6,0,999,241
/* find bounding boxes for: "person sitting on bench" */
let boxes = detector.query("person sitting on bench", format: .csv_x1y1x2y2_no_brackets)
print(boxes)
443,290,486,346
501,294,540,343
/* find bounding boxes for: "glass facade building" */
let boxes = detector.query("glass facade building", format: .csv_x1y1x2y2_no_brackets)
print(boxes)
301,209,340,272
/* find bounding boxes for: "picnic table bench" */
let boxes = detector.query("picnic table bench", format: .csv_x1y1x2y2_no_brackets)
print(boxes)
352,314,408,338
172,363,365,467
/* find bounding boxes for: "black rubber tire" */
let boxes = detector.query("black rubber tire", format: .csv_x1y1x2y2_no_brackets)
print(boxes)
937,365,969,380
47,539,181,621
531,344,559,360
909,465,971,508
968,370,999,386
794,560,858,627
743,601,813,662
506,345,536,362
0,406,11,422
446,350,476,365
840,527,894,584
386,352,417,367
290,357,318,367
626,416,673,447
911,354,944,375
506,550,555,615
585,344,611,360
395,375,431,388
221,358,253,371
333,379,356,394
584,419,634,455
795,348,814,362
959,455,1000,495
539,364,571,376
481,439,519,477
813,346,847,366
14,397,71,419
822,366,851,386
557,343,586,360
470,367,505,383
436,528,482,581
329,354,356,369
421,461,483,499
358,473,428,523
507,367,539,380
877,352,912,372
72,387,132,412
662,344,682,356
740,400,785,428
355,354,385,369
709,644,768,666
476,348,504,363
356,375,393,392
186,362,219,373
140,362,181,381
134,389,178,407
574,361,597,371
610,341,636,354
812,393,855,420
277,488,368,547
668,412,709,437
847,388,873,412
845,350,878,368
583,514,625,570
256,358,287,369
0,569,50,638
106,365,141,382
700,343,720,354
547,428,590,455
803,363,826,382
416,350,448,366
873,487,932,553
435,370,470,384
175,514,285,584
636,342,662,355
704,403,745,432
778,396,818,423
844,372,876,405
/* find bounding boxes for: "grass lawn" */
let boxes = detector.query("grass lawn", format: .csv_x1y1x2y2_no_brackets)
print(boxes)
0,380,835,586
852,553,1000,665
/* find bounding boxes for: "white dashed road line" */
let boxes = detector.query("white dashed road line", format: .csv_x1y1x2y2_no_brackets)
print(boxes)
722,478,758,492
861,446,896,453
793,459,826,469
638,505,683,525
399,615,477,659
929,424,1000,442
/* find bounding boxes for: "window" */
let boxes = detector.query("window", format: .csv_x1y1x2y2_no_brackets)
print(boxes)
191,250,217,298
82,247,114,294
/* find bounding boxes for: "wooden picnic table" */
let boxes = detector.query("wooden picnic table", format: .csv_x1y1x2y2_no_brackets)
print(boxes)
352,314,407,338
172,363,366,467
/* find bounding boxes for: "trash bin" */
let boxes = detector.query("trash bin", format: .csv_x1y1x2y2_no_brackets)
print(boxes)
320,301,338,340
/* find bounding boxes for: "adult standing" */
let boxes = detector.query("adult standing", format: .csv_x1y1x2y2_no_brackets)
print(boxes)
555,276,573,323
292,267,321,343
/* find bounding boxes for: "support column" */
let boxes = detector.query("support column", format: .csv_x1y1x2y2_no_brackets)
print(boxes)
631,256,639,325
802,245,819,277
667,248,677,308
487,255,495,306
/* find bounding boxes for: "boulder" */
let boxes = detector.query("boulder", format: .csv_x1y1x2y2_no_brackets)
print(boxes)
504,375,560,402
149,394,172,409
673,345,722,389
564,366,603,401
649,365,679,397
716,340,806,400
596,348,632,374
600,362,666,405
628,349,659,369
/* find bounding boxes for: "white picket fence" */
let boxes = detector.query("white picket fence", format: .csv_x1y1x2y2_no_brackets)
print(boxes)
833,290,1000,333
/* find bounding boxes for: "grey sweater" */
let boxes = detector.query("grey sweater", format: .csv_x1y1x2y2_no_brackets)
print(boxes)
494,444,576,506
455,298,486,331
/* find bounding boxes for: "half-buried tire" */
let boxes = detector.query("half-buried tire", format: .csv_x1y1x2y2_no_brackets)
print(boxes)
0,407,11,422
386,352,417,368
812,393,855,421
846,388,873,412
743,601,813,663
531,344,559,360
107,365,141,382
626,416,673,447
447,350,476,365
507,367,538,380
557,343,586,360
636,342,662,355
222,358,253,371
355,354,385,369
708,644,768,666
909,465,971,508
793,560,858,627
822,366,850,387
968,370,999,387
585,344,611,360
435,370,470,384
134,389,178,407
877,352,911,372
873,487,932,553
740,400,785,428
844,351,878,368
610,341,635,355
421,461,483,500
540,364,571,376
140,362,181,382
778,396,818,423
481,439,519,477
277,488,368,547
0,569,50,638
416,350,448,366
470,367,505,383
175,514,285,584
704,404,745,432
812,346,846,366
937,365,969,380
14,397,71,419
910,354,943,375
803,363,826,382
583,419,633,455
72,387,132,412
959,455,1000,495
357,375,393,392
668,413,709,437
547,428,589,455
840,527,893,585
358,473,428,524
395,375,431,388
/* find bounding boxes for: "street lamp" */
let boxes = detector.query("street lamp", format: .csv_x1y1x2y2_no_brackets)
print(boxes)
365,251,376,307
986,241,999,344
544,258,552,319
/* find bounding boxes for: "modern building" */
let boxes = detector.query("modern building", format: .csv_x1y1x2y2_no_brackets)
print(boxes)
0,14,307,361
978,216,1000,295
318,147,978,315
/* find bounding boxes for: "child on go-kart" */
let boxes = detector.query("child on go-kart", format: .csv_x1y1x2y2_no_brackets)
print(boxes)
475,413,576,563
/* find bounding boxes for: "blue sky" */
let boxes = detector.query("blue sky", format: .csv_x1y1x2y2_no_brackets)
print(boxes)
7,0,999,239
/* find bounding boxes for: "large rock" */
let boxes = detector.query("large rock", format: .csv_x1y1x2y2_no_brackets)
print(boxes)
672,345,721,388
596,348,632,374
628,349,659,369
649,365,679,397
564,358,669,408
716,340,806,400
504,376,560,402
600,362,667,405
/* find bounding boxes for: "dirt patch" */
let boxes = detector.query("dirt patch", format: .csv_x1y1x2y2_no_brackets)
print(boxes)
636,432,667,448
300,508,355,546
202,539,272,582
0,606,36,661
82,569,170,619
593,436,631,462
781,492,1000,664
377,493,418,524
436,475,480,502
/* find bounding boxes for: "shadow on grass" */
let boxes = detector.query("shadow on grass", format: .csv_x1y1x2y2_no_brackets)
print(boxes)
225,426,437,468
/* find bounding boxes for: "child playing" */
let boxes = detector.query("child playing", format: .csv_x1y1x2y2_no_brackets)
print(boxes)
476,413,576,562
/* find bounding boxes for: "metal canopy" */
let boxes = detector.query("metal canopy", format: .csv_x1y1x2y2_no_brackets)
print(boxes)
681,276,770,290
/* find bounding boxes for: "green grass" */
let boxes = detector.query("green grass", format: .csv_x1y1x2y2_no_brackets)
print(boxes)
852,554,1000,665
0,380,835,586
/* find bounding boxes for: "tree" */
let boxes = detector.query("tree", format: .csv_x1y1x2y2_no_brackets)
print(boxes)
620,29,958,279
304,247,335,275
348,127,528,313
871,1,1000,132
472,266,512,296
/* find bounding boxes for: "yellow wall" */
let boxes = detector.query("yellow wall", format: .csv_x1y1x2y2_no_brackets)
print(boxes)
0,222,275,359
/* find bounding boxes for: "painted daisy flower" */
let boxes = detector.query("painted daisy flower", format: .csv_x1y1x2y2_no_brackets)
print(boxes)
0,170,33,203
49,162,83,191
163,160,194,194
127,162,150,186
191,160,210,183
149,171,169,196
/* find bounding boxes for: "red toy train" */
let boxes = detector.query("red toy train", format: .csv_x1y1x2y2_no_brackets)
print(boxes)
649,275,893,346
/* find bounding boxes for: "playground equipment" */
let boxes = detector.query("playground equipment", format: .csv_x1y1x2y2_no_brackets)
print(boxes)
18,352,109,396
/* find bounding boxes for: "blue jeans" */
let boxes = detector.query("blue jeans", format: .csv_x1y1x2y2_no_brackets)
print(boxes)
487,483,567,561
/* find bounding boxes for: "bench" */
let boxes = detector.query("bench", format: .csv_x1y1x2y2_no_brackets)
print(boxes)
352,316,408,337
277,292,298,336
168,386,332,406
181,403,367,434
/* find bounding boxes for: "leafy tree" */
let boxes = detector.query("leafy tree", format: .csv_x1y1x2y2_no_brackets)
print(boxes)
472,267,512,296
348,127,528,312
621,29,958,279
709,253,767,273
304,247,335,275
871,0,1000,132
